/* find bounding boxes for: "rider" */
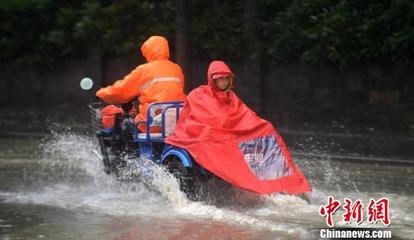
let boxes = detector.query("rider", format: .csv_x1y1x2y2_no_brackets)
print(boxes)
166,60,311,195
96,35,186,133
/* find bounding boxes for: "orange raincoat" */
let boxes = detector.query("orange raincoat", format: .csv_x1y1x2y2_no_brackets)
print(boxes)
96,36,186,132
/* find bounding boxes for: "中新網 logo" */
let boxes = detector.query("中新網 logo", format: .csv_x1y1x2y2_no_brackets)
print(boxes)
319,196,390,227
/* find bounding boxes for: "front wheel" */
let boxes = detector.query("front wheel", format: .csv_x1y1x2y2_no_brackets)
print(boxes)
165,157,198,200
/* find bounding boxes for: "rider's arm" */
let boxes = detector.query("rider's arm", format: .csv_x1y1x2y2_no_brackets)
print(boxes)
96,67,144,104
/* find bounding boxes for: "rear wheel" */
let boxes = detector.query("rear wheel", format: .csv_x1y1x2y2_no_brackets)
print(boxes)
165,156,198,200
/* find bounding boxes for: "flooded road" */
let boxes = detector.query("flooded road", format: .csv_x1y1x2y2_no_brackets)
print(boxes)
0,131,413,239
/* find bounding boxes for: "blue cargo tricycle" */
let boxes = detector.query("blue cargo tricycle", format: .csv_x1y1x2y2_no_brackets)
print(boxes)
89,101,210,199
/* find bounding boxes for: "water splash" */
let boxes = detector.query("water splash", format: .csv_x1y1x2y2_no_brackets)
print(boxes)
1,131,413,238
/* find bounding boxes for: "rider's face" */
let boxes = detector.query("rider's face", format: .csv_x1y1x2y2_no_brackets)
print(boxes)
214,77,230,91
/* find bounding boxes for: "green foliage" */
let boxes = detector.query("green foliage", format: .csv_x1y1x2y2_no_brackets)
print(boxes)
0,0,413,66
0,0,175,66
190,1,245,61
261,0,414,64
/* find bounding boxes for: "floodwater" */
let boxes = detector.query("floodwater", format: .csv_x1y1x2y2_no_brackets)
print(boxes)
0,130,413,240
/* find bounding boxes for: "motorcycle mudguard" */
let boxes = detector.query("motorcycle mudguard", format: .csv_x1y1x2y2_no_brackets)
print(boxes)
161,145,193,168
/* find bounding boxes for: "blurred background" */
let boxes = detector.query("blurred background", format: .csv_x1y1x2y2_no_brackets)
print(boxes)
0,0,413,156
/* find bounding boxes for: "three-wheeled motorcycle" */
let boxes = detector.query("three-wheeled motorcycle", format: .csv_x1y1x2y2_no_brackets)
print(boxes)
89,100,210,199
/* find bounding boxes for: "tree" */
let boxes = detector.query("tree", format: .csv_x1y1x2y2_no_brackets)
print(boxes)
175,0,191,91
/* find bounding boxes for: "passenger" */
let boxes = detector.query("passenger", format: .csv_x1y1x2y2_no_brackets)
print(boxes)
96,35,186,132
166,60,311,195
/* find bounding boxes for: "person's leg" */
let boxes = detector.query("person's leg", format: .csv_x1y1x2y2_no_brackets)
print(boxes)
120,115,139,154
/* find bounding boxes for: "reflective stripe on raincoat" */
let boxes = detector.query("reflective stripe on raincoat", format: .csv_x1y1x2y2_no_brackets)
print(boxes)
96,36,186,132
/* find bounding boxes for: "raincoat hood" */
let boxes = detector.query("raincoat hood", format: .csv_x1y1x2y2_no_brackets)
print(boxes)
141,36,170,62
207,60,235,88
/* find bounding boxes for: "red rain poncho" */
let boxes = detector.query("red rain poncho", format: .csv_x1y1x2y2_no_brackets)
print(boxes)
166,61,311,194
